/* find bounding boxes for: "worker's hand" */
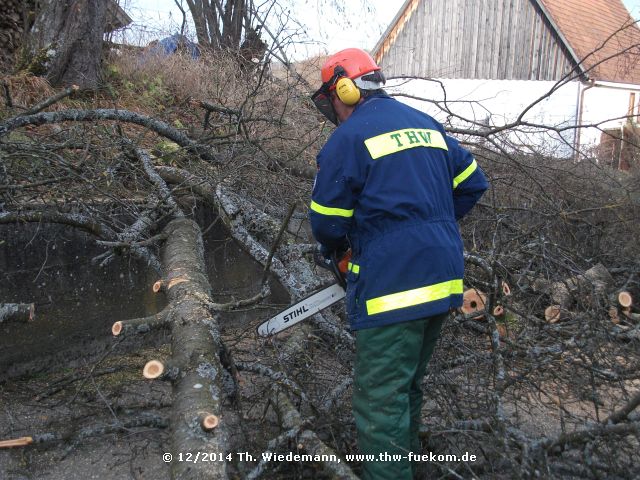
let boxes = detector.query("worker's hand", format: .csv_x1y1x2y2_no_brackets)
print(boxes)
313,244,332,268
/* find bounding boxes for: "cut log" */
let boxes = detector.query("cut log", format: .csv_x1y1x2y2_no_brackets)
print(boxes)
618,291,633,308
493,305,504,317
200,413,220,431
111,309,170,337
0,436,33,448
0,303,35,324
545,305,562,324
536,263,615,310
501,282,511,296
461,289,486,319
142,359,180,381
153,280,164,293
143,359,165,379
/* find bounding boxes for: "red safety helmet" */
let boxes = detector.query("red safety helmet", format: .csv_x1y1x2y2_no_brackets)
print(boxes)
320,48,382,84
311,48,385,125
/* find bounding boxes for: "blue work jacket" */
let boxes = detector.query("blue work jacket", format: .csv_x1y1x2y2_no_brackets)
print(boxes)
310,93,488,330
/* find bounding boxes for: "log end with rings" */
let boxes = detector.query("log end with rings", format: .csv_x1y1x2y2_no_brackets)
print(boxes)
143,360,165,379
112,321,123,336
462,289,486,319
199,413,220,431
618,291,633,308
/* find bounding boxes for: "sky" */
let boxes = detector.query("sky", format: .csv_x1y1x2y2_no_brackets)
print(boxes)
117,0,640,60
116,0,403,58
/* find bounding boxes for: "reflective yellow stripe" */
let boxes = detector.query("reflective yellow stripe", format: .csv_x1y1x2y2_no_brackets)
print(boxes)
364,128,448,160
309,200,354,217
366,279,463,316
348,262,360,274
452,159,478,189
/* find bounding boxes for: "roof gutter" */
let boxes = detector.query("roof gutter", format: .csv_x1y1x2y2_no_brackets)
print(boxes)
574,80,595,160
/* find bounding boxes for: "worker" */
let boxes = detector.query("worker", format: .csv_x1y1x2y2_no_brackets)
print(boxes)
309,48,489,479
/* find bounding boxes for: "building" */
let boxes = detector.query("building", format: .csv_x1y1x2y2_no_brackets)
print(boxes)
372,0,640,167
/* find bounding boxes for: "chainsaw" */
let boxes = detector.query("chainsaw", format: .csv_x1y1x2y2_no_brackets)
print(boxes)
256,249,351,337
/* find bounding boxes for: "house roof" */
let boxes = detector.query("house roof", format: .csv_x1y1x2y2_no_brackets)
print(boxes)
373,0,640,84
106,0,132,32
538,0,640,84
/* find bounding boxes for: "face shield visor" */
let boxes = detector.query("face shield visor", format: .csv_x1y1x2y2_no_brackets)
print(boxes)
311,87,339,126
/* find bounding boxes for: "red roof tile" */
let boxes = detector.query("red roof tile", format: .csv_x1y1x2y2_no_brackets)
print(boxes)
538,0,640,83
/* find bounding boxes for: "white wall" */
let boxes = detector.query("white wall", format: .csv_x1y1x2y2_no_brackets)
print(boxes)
387,78,640,158
386,78,581,157
579,81,640,148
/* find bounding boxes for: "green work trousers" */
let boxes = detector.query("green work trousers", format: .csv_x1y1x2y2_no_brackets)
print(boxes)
352,312,447,480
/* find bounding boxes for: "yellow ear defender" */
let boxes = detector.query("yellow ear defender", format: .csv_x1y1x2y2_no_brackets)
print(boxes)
335,76,361,105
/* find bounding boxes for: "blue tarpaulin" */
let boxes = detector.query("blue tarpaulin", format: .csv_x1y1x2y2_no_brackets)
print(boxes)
151,34,199,59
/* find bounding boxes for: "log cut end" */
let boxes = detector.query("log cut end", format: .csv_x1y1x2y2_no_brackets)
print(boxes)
502,281,511,296
152,280,163,293
493,305,504,317
112,321,123,336
167,275,189,290
618,291,633,308
462,289,486,319
545,305,562,323
143,360,165,379
199,413,220,431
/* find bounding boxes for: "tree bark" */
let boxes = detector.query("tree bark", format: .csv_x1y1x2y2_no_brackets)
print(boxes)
25,0,108,89
157,218,228,479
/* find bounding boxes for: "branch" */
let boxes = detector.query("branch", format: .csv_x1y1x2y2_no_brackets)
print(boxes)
0,109,219,163
23,85,79,115
111,308,171,337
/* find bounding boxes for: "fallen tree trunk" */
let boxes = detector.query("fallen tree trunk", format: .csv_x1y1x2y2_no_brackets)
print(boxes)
134,218,228,479
0,303,35,324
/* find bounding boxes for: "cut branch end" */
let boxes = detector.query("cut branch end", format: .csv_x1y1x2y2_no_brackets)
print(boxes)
545,305,562,323
112,321,123,336
618,291,633,308
143,360,165,379
199,413,220,431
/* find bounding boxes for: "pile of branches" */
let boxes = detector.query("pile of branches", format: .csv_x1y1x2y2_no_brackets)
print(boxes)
1,49,640,479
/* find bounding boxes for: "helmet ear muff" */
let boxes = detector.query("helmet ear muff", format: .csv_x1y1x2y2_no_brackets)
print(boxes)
335,76,361,106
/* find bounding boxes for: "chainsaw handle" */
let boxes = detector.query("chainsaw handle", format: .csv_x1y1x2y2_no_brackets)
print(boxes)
330,252,347,289
313,247,350,289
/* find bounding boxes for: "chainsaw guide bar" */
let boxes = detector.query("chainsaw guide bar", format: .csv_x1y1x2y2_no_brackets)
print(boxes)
257,283,345,336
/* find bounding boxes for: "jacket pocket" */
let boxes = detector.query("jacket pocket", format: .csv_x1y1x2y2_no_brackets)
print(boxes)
345,257,362,320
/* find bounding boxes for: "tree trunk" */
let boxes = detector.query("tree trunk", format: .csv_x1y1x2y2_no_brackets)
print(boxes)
25,0,108,89
152,218,228,479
